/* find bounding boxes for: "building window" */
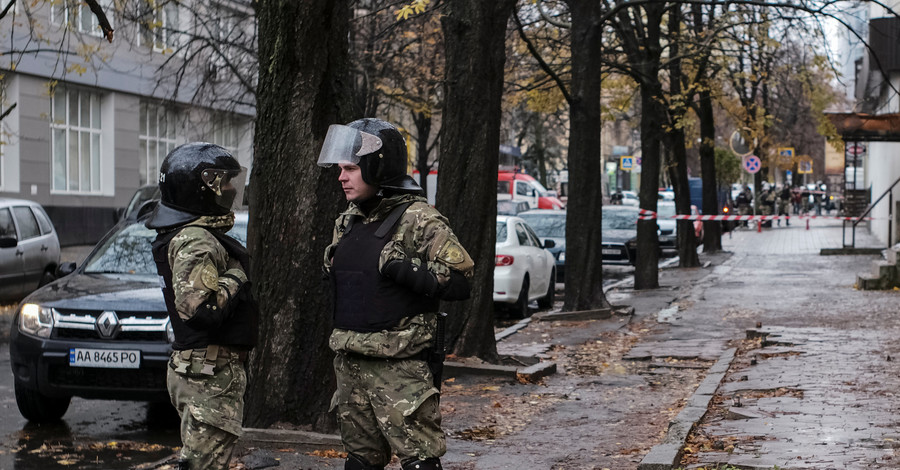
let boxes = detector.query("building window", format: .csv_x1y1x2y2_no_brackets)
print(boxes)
139,102,177,185
51,0,109,37
50,87,102,194
138,1,179,52
211,115,239,157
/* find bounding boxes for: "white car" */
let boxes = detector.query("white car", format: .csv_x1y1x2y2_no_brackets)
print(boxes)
621,190,639,206
494,215,557,318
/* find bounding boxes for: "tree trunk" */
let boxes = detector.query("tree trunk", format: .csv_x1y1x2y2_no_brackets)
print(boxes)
698,86,723,251
413,111,433,199
244,0,352,431
666,5,699,268
438,0,515,361
564,0,607,311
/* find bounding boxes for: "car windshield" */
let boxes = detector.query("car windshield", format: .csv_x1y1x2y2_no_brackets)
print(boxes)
519,214,565,238
602,210,638,230
83,219,248,275
496,221,508,243
657,204,676,218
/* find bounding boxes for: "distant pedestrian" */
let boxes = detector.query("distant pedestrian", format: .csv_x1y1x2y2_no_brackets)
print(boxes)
736,185,752,227
777,185,791,226
319,118,474,470
146,143,257,470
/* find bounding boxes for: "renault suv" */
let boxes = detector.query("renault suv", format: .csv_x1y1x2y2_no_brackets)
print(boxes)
9,207,247,422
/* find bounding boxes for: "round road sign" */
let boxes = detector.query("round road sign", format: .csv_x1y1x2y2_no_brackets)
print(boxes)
742,155,761,174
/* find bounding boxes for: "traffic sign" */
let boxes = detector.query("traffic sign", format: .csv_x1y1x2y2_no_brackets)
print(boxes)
620,155,634,171
776,147,795,170
798,156,813,174
742,155,761,174
846,142,866,156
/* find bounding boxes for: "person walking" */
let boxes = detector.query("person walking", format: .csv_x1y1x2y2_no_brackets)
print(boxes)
777,185,791,226
319,118,475,470
146,143,257,470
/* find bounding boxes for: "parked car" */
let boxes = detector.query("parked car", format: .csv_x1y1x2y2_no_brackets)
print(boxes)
620,190,639,206
121,184,160,221
602,206,640,265
494,215,556,318
0,198,61,302
497,171,565,210
517,209,566,282
656,201,677,252
9,208,248,422
497,194,532,216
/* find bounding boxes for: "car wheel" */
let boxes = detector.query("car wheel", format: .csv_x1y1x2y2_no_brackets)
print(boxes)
537,269,556,309
38,269,56,288
14,378,70,422
511,277,530,319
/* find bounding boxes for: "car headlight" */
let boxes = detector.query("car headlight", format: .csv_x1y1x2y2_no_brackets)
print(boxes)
626,240,637,250
165,318,175,343
19,303,54,338
558,251,565,262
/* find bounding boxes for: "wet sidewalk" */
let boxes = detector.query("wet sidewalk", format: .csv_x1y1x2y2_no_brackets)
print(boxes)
642,218,900,469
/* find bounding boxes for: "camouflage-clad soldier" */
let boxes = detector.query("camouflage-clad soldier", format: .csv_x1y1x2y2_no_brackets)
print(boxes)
777,185,791,226
735,185,752,227
319,118,474,470
146,143,258,470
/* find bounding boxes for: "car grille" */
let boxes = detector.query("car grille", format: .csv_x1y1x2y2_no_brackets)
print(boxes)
52,309,169,342
49,364,166,389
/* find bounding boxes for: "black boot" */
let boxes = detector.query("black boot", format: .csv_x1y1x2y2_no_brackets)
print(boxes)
401,457,443,470
345,453,385,470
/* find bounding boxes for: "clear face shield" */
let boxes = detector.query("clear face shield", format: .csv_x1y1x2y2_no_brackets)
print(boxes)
317,124,383,168
201,166,248,212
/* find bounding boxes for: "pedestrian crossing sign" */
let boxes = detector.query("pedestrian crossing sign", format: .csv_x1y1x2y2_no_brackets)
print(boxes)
620,156,634,171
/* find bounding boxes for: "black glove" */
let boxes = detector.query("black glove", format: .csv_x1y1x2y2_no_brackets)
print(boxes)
382,259,441,298
183,278,249,330
382,259,471,301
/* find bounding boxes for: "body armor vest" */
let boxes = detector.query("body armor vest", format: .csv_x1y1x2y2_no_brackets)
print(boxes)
332,206,439,332
152,227,258,351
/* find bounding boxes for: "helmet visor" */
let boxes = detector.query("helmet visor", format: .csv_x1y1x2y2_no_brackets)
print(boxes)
201,166,248,212
317,124,383,167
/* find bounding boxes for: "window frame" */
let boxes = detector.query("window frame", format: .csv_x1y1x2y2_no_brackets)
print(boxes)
51,0,108,37
137,0,179,52
12,206,41,241
138,101,178,185
50,86,103,195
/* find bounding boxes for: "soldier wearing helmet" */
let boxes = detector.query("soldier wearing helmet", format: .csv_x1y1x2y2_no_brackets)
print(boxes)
145,142,257,470
320,118,474,470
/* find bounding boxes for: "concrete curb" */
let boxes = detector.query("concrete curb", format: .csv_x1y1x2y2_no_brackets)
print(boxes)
533,308,611,321
443,359,557,381
637,347,736,470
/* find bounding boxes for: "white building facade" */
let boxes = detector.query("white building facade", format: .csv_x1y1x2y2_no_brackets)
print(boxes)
0,0,256,244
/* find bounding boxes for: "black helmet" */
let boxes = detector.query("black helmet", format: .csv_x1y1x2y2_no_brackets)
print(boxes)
318,118,423,194
158,142,246,216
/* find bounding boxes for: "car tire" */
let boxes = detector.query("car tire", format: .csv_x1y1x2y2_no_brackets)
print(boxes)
537,269,556,309
511,277,530,319
38,269,56,288
14,379,70,422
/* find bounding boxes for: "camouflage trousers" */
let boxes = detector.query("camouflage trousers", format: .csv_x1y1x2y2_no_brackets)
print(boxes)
331,353,445,467
167,349,247,470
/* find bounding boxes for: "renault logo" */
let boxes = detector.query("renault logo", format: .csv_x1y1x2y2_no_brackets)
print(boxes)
96,311,119,338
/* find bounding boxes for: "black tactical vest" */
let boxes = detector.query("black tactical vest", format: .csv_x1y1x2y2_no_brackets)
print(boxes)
332,205,439,332
152,227,258,351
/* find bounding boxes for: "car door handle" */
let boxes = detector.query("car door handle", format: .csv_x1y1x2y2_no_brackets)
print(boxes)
15,250,23,256
41,245,48,251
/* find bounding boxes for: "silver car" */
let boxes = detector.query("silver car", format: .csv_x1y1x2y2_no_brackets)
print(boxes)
0,198,60,301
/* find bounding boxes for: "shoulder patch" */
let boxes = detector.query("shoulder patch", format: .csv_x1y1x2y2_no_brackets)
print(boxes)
438,240,466,265
199,264,219,290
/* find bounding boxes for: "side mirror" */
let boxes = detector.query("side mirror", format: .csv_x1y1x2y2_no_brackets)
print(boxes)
57,262,77,277
543,239,556,249
0,236,17,248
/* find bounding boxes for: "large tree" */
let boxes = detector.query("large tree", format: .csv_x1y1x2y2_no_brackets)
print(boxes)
438,0,517,360
244,0,352,429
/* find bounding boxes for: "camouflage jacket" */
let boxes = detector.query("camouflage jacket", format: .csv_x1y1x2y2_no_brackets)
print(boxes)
324,194,474,358
164,214,247,323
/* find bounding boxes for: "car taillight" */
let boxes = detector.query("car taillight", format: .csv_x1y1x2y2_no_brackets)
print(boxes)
495,255,514,266
723,206,729,213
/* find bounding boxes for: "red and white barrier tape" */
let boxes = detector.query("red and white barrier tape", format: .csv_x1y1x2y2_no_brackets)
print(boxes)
634,210,879,222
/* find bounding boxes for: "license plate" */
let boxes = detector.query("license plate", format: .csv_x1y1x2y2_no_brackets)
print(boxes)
69,348,141,369
602,249,620,255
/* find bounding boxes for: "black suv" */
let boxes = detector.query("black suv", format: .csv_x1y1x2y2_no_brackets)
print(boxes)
9,211,248,422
